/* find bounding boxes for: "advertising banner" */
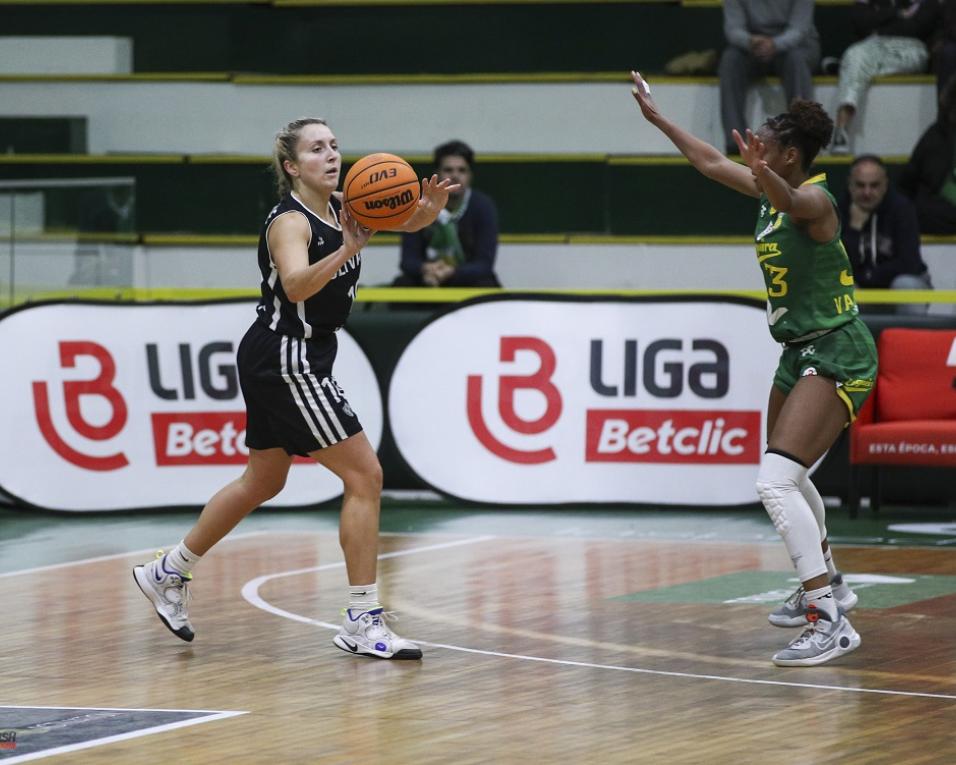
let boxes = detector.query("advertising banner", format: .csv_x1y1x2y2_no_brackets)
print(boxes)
389,297,780,505
0,301,382,511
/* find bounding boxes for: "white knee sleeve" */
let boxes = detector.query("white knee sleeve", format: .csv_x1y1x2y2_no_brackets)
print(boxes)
799,477,827,542
756,452,828,582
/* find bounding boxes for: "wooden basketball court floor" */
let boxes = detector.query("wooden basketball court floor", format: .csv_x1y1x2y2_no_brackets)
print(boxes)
1,503,955,764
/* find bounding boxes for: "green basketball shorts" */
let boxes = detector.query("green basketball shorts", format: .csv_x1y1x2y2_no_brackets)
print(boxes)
773,316,878,421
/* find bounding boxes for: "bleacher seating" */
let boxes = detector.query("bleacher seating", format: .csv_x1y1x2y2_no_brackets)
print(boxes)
0,2,813,76
0,118,87,154
0,153,922,237
0,0,951,302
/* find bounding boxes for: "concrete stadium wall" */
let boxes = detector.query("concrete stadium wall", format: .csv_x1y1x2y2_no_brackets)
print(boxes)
6,240,953,314
0,79,937,158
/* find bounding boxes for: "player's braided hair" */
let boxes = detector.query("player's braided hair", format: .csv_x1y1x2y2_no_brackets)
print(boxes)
764,99,833,171
272,117,328,197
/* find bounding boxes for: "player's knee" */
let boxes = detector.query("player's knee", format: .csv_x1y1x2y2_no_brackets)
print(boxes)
344,461,383,499
241,469,286,503
366,462,384,496
756,451,808,535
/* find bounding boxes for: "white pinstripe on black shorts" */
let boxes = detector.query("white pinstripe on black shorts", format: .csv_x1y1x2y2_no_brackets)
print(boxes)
238,320,362,456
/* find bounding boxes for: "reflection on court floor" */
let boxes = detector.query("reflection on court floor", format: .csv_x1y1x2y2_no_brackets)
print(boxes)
1,526,955,763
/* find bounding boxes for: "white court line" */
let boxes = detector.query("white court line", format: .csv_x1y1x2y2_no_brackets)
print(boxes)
239,535,498,625
0,704,244,712
0,530,275,579
241,536,956,704
0,708,246,764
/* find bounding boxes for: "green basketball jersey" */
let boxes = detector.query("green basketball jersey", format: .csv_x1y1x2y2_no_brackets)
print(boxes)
753,173,858,343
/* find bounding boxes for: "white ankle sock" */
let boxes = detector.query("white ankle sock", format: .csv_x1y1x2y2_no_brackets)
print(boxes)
805,585,838,620
164,541,201,577
349,583,379,612
823,547,838,580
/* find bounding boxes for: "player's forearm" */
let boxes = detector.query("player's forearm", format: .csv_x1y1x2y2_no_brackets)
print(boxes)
396,204,441,232
755,166,796,212
654,117,726,176
283,244,359,302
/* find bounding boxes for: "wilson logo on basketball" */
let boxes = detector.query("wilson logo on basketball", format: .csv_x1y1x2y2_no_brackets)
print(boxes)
585,409,761,463
362,189,415,211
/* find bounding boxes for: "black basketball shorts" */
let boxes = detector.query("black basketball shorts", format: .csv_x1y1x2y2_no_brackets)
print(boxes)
237,321,363,456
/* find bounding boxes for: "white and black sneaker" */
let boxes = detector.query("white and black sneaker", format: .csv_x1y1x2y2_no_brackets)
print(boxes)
333,607,422,660
768,573,859,627
133,552,194,642
830,126,850,155
772,605,861,667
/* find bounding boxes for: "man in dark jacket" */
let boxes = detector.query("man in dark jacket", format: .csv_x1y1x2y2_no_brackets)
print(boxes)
840,154,933,314
395,140,501,288
899,77,956,233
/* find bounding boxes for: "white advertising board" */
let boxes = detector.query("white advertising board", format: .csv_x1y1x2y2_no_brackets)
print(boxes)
0,301,382,511
389,297,781,505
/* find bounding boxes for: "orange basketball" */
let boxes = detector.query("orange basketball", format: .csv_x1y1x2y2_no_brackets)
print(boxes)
342,153,420,230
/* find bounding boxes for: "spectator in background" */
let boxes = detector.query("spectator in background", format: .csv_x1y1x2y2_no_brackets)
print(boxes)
839,154,932,314
718,0,820,155
69,184,137,287
79,185,135,234
935,0,956,100
899,75,956,233
394,140,501,288
831,0,940,154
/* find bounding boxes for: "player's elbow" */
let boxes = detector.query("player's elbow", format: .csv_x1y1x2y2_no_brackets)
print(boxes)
283,279,308,303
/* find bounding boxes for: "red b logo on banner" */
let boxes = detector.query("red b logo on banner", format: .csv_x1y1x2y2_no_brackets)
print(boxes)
466,336,562,464
32,341,129,471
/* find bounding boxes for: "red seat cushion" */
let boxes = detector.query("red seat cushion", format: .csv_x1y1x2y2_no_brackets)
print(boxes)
850,328,956,466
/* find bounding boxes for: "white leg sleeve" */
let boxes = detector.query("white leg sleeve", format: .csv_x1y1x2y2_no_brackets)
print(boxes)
799,477,827,542
756,452,828,582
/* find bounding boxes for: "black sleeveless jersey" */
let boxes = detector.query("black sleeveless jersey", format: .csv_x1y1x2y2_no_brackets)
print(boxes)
254,192,362,339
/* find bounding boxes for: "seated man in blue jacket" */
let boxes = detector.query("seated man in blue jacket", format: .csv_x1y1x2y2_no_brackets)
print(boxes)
394,140,501,288
839,154,933,315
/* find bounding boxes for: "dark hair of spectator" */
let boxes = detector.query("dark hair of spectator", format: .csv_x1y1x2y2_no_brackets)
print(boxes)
433,140,474,170
764,99,834,171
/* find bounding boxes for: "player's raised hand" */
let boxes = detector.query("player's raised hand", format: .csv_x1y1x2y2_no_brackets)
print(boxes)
630,70,661,124
417,175,460,216
733,128,769,179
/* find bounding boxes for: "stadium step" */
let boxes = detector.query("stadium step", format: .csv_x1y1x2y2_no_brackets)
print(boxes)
0,153,906,237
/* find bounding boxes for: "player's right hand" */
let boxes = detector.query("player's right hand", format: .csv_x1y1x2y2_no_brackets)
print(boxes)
341,203,374,253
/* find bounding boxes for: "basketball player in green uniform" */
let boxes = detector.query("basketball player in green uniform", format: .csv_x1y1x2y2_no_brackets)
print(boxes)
629,71,876,666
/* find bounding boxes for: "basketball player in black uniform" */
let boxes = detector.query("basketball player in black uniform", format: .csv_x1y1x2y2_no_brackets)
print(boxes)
134,118,457,659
